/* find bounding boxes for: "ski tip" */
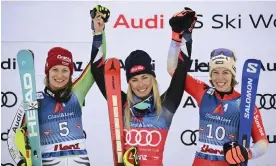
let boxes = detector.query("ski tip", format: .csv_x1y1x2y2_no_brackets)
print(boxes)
244,59,261,65
243,59,262,75
17,49,34,57
28,50,35,59
106,57,119,62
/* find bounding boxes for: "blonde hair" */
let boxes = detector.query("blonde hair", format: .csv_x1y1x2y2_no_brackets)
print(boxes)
124,75,162,128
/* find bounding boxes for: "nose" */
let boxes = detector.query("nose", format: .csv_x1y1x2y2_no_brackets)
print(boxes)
216,73,225,80
56,71,63,78
138,80,144,88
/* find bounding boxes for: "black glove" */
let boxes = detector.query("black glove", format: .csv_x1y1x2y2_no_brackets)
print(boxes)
90,5,110,22
169,7,197,42
90,5,110,32
223,141,252,165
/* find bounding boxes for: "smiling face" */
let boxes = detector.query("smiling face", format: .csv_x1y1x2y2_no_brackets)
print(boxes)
211,67,233,92
129,74,153,98
48,65,70,91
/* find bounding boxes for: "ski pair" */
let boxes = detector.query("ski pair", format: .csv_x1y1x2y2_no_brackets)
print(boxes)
104,58,139,166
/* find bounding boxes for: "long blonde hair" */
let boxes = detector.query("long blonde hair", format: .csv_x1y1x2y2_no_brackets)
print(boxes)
124,75,162,128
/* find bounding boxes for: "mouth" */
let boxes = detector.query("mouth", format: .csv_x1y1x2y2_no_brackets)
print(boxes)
138,88,147,92
217,82,226,86
54,79,64,84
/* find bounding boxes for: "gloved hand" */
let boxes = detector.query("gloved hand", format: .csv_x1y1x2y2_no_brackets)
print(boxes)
123,146,139,166
223,141,252,165
90,5,110,34
169,7,197,42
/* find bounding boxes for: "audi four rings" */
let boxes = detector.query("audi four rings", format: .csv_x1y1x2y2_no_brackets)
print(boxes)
180,129,199,146
256,94,276,110
1,91,17,108
124,129,162,147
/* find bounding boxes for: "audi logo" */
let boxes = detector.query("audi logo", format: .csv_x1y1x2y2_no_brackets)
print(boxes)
124,129,162,147
1,129,9,142
1,91,17,108
1,163,14,166
256,94,276,110
180,129,199,146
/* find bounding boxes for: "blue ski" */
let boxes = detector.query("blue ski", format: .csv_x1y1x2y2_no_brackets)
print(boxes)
238,59,261,166
17,50,42,166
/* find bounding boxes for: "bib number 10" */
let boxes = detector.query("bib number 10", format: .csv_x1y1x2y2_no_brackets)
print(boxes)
206,124,225,141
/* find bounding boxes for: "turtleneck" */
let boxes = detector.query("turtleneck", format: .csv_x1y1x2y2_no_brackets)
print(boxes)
215,87,234,99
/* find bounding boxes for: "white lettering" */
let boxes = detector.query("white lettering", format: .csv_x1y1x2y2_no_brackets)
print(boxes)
244,78,253,119
254,115,265,136
247,63,258,73
57,55,71,63
205,113,231,123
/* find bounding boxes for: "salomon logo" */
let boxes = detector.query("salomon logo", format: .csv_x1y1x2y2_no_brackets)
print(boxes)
247,63,258,73
244,78,253,119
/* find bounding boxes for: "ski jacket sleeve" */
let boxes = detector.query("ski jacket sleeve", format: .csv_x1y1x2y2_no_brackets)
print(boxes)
249,106,268,158
90,33,127,106
71,62,94,108
161,45,192,114
167,39,209,106
7,103,27,164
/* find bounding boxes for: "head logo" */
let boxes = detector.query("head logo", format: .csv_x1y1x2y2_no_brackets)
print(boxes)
22,73,38,137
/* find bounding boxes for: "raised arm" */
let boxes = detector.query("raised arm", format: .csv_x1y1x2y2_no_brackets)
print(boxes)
90,5,127,106
71,58,94,108
161,49,192,114
167,8,208,106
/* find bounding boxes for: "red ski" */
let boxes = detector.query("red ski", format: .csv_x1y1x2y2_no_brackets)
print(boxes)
104,58,125,166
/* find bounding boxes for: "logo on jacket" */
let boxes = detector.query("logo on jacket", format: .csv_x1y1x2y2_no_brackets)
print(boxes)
124,129,162,147
54,143,80,151
212,104,224,116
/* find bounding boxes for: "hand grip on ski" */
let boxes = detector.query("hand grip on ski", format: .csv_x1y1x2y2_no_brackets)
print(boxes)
15,128,32,166
123,146,140,166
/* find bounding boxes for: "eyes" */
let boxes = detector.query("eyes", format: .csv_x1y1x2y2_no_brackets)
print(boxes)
213,70,231,76
51,68,69,74
130,75,149,83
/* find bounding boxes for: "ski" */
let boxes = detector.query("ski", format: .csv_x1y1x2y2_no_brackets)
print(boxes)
17,50,42,166
104,58,125,166
238,59,261,166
